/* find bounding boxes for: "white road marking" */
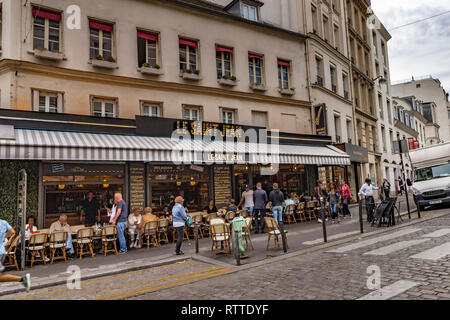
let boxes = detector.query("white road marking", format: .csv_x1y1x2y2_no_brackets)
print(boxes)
410,242,450,261
327,228,422,253
422,228,450,238
357,280,421,300
302,231,361,245
363,239,430,256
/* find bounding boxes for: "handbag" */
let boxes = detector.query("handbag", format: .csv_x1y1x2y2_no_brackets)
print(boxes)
185,215,194,227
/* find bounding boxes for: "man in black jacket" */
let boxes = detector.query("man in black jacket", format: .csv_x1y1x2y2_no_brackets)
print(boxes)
269,183,284,224
253,182,268,234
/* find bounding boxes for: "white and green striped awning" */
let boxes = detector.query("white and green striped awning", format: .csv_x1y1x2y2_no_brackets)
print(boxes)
0,128,350,166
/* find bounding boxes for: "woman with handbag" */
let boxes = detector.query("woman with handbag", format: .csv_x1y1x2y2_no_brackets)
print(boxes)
339,179,353,219
172,196,192,256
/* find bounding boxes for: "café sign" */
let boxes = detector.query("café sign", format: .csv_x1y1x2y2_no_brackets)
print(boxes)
175,120,245,139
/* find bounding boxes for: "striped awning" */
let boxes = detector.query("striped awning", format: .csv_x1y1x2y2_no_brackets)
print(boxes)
0,128,350,166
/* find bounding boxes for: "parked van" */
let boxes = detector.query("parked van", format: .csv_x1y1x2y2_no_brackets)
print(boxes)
409,142,450,210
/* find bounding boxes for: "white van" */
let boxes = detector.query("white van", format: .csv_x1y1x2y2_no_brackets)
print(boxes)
409,142,450,210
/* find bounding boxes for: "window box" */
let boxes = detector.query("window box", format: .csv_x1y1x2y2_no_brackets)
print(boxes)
138,66,163,75
218,78,237,86
181,72,202,81
91,58,118,69
279,88,295,96
33,48,64,61
249,83,267,92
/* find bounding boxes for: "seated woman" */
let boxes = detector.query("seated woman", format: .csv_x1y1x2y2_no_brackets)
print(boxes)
161,206,171,219
204,200,217,214
128,208,142,249
25,215,38,241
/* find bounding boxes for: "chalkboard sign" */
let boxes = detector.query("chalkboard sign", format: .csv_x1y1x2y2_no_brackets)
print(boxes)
213,165,232,208
129,163,145,211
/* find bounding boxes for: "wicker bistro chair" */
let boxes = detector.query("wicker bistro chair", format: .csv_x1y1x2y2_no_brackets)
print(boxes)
238,209,249,218
306,201,318,221
3,234,20,271
295,202,307,223
101,225,118,256
242,217,254,250
208,217,226,238
210,223,231,258
283,204,297,224
76,228,95,260
27,233,48,268
224,211,236,223
158,218,170,244
48,232,68,264
190,214,204,239
143,220,159,248
264,217,289,250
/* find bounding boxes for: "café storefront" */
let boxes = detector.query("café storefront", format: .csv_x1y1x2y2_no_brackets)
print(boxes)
0,111,351,228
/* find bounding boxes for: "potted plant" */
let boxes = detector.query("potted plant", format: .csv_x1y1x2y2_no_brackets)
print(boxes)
230,76,237,81
194,69,200,75
154,64,161,69
222,74,229,80
142,62,150,68
106,56,116,63
95,54,104,61
185,69,193,74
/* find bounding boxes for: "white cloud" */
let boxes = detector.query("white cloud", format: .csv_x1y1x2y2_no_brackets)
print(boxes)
371,0,450,92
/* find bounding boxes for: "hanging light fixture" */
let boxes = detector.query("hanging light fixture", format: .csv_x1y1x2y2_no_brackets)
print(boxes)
58,184,65,190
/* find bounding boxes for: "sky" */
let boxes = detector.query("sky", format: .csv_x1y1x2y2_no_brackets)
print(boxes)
371,0,450,92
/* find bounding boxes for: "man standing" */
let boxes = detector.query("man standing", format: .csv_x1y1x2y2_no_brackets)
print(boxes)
80,191,100,227
238,185,254,216
253,182,268,234
111,192,128,254
172,196,188,255
268,183,284,225
382,178,391,200
359,178,379,222
49,214,75,258
0,220,31,291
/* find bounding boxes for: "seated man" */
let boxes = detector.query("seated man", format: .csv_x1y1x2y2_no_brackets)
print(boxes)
128,208,142,249
49,214,75,258
139,207,159,234
226,199,238,213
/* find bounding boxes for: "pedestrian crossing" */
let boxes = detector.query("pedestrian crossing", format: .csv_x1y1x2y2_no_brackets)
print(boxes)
357,280,421,300
409,242,450,261
363,239,430,256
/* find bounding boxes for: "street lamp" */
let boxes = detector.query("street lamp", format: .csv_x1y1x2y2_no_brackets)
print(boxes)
372,76,387,84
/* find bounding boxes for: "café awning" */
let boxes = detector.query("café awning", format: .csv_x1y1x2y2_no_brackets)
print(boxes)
0,128,350,166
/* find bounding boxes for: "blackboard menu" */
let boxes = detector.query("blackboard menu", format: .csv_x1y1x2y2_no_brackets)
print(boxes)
129,163,145,211
213,165,232,208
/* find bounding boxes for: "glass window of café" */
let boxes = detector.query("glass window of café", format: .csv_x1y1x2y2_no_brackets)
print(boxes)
42,163,125,227
148,165,210,213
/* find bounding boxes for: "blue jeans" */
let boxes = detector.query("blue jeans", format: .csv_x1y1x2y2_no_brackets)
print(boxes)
116,221,127,252
245,206,254,216
330,204,338,219
66,233,75,254
272,206,283,223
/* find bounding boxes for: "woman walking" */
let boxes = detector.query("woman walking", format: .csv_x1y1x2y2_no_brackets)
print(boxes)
328,183,340,224
339,179,353,218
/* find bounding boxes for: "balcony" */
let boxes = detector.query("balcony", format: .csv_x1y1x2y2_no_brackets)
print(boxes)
218,78,237,87
33,49,64,61
91,58,118,69
279,87,296,96
344,91,349,100
249,83,267,92
315,76,324,87
138,66,163,76
181,71,202,81
332,85,337,94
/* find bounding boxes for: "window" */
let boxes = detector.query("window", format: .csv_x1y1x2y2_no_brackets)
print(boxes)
222,109,235,124
381,41,386,64
277,60,290,89
448,109,450,119
216,46,233,79
179,39,198,72
89,21,114,60
248,54,263,84
346,119,352,143
322,15,329,42
183,105,202,121
242,4,258,21
251,111,267,128
141,102,162,117
137,31,159,68
372,31,377,56
315,55,323,85
334,114,341,142
342,72,349,99
381,126,386,152
333,24,340,50
32,8,61,51
311,5,318,33
330,64,337,93
92,98,117,118
378,94,384,119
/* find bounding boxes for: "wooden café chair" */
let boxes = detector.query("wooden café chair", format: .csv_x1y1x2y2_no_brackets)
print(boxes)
27,233,48,268
283,204,297,224
48,231,68,264
4,234,20,271
295,202,307,223
101,225,118,256
264,217,289,250
76,228,95,260
210,223,231,258
158,218,170,244
242,217,254,250
143,220,159,248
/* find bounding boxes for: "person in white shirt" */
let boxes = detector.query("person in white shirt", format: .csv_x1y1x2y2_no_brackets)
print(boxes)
25,215,38,240
359,178,379,222
128,208,142,249
107,201,117,224
238,185,254,216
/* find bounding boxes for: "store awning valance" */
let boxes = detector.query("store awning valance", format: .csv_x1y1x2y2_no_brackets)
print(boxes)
0,129,350,166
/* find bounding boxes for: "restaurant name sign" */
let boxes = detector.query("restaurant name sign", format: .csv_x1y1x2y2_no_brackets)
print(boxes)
175,120,245,138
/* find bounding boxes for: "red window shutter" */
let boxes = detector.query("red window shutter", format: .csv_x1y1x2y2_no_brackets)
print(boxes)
32,8,61,21
89,21,114,32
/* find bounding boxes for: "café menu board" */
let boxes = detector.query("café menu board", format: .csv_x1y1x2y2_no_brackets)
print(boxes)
129,163,145,211
213,165,232,208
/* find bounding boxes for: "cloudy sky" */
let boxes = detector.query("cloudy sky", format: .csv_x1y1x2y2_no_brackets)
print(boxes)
371,0,450,92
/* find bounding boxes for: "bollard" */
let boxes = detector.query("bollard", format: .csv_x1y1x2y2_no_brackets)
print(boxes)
320,197,327,243
234,226,241,266
195,222,199,254
416,201,421,219
359,196,364,234
279,221,287,253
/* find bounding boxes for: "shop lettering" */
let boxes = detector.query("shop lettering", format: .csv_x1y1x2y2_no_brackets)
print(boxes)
175,120,244,138
207,153,243,162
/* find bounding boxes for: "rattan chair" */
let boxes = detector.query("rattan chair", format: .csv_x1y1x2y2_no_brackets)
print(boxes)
143,220,159,248
238,209,249,218
264,217,289,250
210,223,231,258
295,202,306,223
49,231,68,264
76,228,95,259
284,204,297,224
158,218,169,244
27,233,48,267
225,211,236,222
3,235,20,271
101,225,118,256
242,217,254,250
190,214,204,239
306,201,318,221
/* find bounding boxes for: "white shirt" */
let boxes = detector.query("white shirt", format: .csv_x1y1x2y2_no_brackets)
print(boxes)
242,190,254,208
25,224,37,240
108,204,117,223
359,183,379,197
128,214,142,229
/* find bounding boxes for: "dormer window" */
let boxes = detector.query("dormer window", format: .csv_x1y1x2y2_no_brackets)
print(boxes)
242,4,258,21
224,0,262,22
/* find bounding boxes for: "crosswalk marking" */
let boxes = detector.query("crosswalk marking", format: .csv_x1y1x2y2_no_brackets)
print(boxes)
363,239,430,256
327,228,421,254
410,242,450,261
422,228,450,238
357,280,421,300
302,231,360,245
